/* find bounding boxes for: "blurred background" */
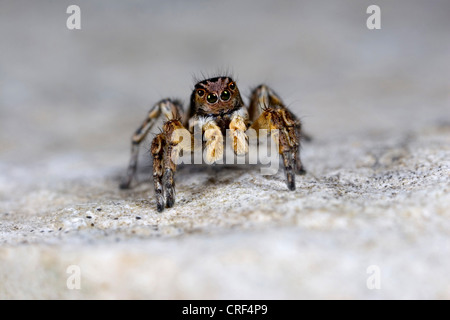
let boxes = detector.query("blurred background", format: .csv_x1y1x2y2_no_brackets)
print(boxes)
1,0,448,167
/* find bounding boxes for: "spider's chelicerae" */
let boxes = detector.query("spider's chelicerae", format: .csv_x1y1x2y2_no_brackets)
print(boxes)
120,76,306,211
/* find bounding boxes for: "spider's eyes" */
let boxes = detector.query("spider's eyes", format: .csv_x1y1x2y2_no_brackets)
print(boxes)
220,90,231,101
206,93,218,104
228,82,236,90
197,89,205,97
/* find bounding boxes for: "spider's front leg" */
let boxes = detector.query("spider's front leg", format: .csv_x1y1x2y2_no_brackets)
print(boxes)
120,99,183,189
151,119,191,212
250,85,305,191
151,133,166,212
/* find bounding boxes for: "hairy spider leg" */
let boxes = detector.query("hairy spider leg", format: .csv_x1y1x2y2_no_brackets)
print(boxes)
249,85,305,191
120,99,183,189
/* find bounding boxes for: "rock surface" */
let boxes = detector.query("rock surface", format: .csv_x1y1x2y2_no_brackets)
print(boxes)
0,0,449,299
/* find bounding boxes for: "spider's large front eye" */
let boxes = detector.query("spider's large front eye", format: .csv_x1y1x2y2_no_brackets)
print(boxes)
197,89,205,97
207,93,218,104
220,90,231,101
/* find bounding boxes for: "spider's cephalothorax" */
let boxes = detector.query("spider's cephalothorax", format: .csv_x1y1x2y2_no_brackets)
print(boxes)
120,76,306,212
190,76,244,118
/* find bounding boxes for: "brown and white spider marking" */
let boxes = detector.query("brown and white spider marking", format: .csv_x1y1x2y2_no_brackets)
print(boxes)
120,76,306,212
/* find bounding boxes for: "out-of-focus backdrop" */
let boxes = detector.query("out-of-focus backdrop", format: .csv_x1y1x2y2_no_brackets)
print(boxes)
0,0,449,299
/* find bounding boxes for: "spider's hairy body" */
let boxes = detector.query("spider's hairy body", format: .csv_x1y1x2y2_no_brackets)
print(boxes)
120,76,306,212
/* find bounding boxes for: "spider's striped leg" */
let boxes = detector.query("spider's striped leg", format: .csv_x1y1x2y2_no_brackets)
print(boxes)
151,133,166,212
294,123,306,175
120,99,183,189
249,85,307,175
248,84,285,122
249,85,305,190
251,107,300,190
159,119,191,211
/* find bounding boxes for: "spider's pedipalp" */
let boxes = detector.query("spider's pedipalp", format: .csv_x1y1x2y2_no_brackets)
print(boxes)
203,121,224,164
229,107,249,156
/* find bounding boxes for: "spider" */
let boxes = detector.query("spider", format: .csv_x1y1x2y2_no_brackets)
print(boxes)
120,76,306,212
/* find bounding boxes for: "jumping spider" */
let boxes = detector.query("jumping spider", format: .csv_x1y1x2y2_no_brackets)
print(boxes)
120,76,306,212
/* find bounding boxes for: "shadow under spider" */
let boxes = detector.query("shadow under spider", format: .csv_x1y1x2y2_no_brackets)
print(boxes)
114,161,265,190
